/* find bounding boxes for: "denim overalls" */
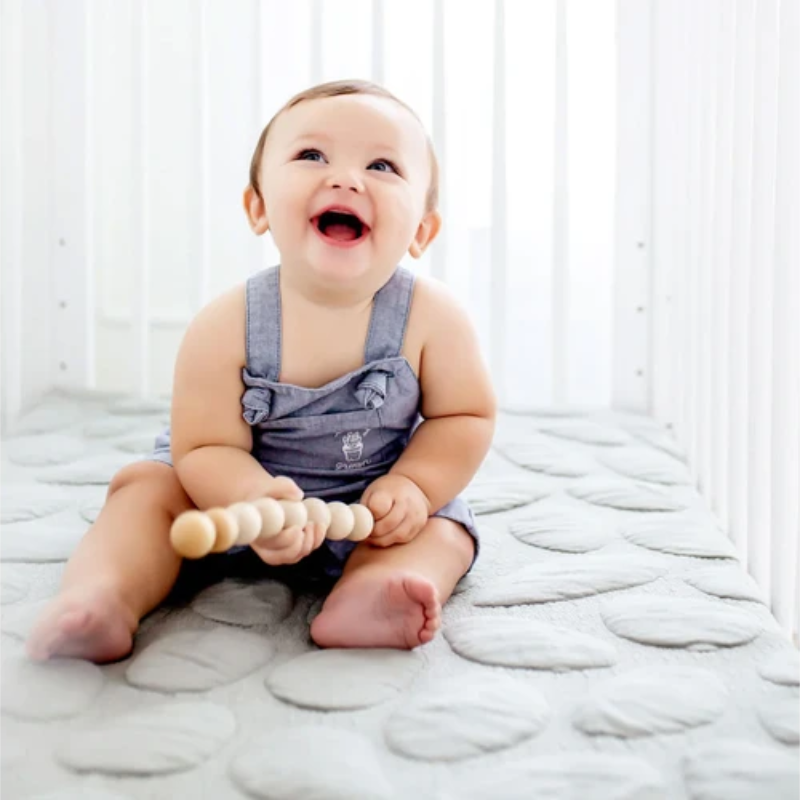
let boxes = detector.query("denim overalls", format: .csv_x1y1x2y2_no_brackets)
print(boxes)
151,265,479,578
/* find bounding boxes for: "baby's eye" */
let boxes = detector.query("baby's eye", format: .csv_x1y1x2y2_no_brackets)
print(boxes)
368,159,398,174
297,149,326,163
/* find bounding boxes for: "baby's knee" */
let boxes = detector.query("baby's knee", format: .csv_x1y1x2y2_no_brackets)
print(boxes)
428,518,476,573
108,461,192,516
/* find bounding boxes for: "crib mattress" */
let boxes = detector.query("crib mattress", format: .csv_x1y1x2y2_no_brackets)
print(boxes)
1,391,798,799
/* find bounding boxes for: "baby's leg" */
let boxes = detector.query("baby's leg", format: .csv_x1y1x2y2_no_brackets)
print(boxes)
310,518,474,650
26,461,192,663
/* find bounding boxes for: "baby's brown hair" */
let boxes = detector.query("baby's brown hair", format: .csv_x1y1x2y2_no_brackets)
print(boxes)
248,79,439,213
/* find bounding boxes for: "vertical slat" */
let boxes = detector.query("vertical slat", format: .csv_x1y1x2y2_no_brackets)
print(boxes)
670,0,693,447
771,0,800,637
50,0,94,390
651,0,684,431
310,0,323,84
83,1,96,389
490,0,507,398
372,0,384,84
688,0,703,477
689,0,707,480
193,0,210,309
552,0,568,405
0,0,24,429
131,0,150,396
727,0,757,562
613,0,652,411
256,0,278,270
747,0,780,596
430,0,446,281
680,0,699,467
696,0,718,495
710,0,737,528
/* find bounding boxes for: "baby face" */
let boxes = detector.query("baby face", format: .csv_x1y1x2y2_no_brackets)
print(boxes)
255,94,436,289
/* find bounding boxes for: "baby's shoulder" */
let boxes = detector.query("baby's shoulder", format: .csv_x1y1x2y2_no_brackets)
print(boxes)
192,283,245,327
410,273,458,314
179,282,247,361
408,274,473,337
403,274,475,368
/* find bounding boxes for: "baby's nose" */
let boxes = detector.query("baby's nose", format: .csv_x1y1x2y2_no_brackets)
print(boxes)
326,170,364,193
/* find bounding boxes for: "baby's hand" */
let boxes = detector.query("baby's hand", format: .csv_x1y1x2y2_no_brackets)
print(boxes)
249,477,327,566
361,474,431,547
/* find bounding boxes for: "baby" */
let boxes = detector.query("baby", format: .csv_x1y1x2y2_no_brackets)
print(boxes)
27,79,496,663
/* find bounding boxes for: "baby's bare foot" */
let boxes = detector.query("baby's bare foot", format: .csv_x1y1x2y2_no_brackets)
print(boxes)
310,572,441,650
26,587,136,664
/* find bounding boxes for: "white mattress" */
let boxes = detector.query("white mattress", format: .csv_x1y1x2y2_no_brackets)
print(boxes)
1,391,798,799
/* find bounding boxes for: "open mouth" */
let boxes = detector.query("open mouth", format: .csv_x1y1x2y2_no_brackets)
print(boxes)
311,209,371,247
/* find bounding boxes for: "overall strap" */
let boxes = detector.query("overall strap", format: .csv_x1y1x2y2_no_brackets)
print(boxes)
363,266,415,363
245,266,282,380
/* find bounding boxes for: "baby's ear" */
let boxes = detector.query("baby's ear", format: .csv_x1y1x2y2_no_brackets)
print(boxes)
243,185,270,235
408,210,442,258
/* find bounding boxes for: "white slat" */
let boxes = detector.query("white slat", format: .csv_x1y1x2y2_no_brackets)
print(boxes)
727,0,758,562
131,0,150,396
681,0,699,471
372,0,385,84
613,0,651,411
746,0,780,595
770,0,800,635
192,0,211,309
696,0,718,496
0,0,24,430
430,0,446,282
709,0,737,528
490,0,507,398
552,0,568,405
311,0,323,84
651,0,685,432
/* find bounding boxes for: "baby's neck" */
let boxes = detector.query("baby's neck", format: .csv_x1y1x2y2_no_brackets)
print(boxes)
279,263,379,313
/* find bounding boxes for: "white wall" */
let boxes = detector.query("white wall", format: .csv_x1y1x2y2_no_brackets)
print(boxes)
2,0,626,421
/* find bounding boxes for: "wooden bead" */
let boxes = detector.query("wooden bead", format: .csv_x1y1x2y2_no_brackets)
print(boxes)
348,504,374,542
279,499,308,529
252,498,285,540
326,502,355,541
228,502,263,545
206,507,239,553
303,497,331,530
170,510,216,559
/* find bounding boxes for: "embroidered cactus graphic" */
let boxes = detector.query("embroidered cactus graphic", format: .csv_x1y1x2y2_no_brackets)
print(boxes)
339,429,369,461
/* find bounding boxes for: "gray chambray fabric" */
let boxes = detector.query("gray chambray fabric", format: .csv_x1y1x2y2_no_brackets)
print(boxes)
151,265,479,576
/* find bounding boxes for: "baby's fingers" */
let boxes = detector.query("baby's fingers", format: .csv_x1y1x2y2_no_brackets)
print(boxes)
365,490,394,520
309,522,327,551
250,525,302,564
371,501,406,540
298,522,322,559
267,476,304,502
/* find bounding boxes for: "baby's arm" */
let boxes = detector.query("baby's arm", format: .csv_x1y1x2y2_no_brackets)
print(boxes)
170,285,294,509
363,281,495,545
389,280,496,511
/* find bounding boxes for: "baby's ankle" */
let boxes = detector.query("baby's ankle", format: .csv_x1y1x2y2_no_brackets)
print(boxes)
59,581,139,629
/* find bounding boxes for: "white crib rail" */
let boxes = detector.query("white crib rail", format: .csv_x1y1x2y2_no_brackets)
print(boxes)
652,0,799,640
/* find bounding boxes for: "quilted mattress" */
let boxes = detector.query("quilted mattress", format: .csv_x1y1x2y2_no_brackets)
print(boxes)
1,391,798,799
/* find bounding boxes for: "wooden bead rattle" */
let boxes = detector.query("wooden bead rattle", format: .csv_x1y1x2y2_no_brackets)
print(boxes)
170,497,374,559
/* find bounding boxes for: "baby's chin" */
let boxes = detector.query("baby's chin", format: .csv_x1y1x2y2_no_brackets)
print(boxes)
304,255,400,296
304,240,380,281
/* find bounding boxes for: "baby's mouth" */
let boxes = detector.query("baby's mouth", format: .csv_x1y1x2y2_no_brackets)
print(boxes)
311,210,371,245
